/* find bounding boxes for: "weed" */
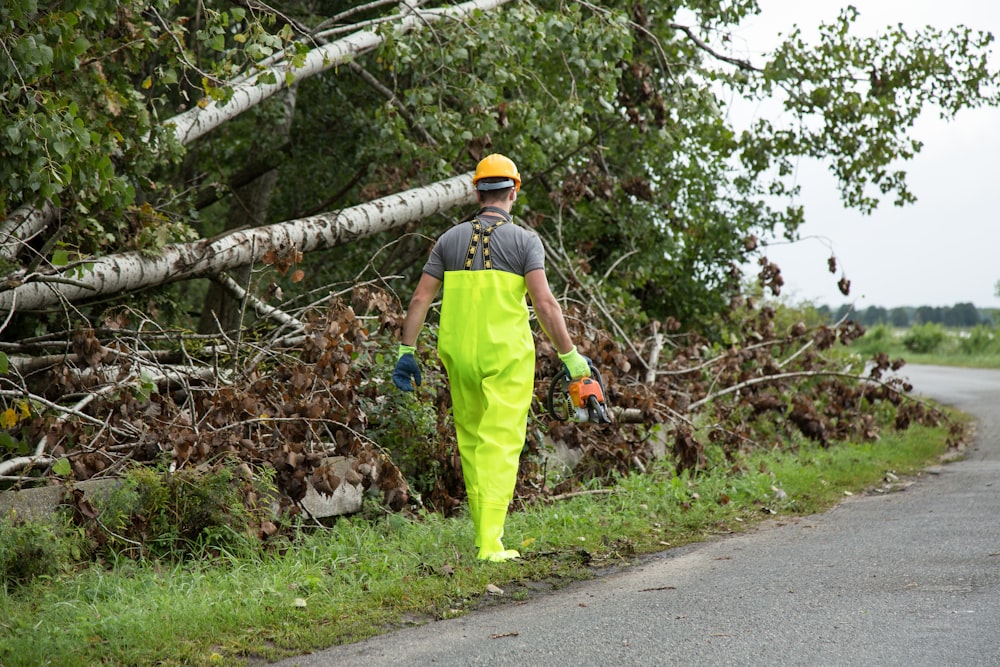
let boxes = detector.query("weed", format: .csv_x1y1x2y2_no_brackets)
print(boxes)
361,352,454,504
364,386,442,497
81,460,277,561
0,510,84,591
851,323,895,356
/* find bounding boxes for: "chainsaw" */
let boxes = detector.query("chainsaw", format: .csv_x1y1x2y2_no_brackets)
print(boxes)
546,361,612,424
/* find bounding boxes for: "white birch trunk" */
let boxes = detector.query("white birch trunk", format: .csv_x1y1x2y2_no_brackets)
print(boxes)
167,0,512,145
0,174,476,313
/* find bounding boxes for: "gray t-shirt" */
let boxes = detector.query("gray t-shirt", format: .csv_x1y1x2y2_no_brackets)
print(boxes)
422,215,546,279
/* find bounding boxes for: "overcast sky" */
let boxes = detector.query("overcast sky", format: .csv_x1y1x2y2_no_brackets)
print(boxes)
725,1,1000,310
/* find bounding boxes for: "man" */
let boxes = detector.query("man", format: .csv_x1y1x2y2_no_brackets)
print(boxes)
393,153,591,562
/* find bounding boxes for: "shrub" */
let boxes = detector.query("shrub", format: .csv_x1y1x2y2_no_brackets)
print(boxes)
85,461,277,561
902,322,946,354
958,325,996,355
0,512,82,590
852,323,895,356
363,353,447,502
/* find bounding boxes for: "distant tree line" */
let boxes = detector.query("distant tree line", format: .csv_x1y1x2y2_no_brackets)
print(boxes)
816,303,996,328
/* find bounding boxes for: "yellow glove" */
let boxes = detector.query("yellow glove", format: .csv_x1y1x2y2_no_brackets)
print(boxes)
558,346,591,379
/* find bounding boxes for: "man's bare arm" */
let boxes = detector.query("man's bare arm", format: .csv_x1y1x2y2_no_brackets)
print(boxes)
525,269,575,354
401,273,442,347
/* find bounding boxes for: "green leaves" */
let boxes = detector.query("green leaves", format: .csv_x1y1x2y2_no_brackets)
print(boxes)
0,1,162,226
745,6,1000,213
51,458,72,477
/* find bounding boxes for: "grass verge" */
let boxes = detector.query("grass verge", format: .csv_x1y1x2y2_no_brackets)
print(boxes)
0,420,960,667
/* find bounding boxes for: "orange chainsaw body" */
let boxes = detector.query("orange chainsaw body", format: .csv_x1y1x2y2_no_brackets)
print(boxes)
569,376,605,409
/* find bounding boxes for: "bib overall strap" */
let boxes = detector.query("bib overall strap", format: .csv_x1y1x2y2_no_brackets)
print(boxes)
464,215,509,270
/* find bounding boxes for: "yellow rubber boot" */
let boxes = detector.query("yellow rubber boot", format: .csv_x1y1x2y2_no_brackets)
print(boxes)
477,504,520,562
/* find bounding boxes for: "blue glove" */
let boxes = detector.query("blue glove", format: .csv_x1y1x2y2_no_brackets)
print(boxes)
558,346,591,379
393,344,421,391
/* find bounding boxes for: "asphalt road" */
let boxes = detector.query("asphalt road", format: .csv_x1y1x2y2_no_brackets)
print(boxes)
273,364,1000,667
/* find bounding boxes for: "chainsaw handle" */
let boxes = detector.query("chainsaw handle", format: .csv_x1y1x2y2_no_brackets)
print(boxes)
546,367,572,421
545,362,607,423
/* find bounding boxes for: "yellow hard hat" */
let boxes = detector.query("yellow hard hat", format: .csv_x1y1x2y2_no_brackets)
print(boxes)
473,153,521,192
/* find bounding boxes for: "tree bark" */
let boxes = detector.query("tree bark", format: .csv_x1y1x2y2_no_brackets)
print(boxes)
0,174,476,314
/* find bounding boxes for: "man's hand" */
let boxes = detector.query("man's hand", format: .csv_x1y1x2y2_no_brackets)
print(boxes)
558,346,591,379
393,344,422,391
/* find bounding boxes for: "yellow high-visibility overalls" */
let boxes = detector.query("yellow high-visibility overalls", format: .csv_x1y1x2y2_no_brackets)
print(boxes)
438,218,533,561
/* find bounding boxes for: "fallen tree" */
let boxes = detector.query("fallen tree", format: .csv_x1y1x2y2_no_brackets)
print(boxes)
0,174,475,314
0,257,960,518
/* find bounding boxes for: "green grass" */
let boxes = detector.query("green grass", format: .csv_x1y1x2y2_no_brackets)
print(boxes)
895,352,1000,369
0,421,960,667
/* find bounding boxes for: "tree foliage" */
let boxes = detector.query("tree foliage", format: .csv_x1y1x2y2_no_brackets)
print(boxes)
3,1,997,327
0,1,991,534
1,1,179,249
743,6,999,212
